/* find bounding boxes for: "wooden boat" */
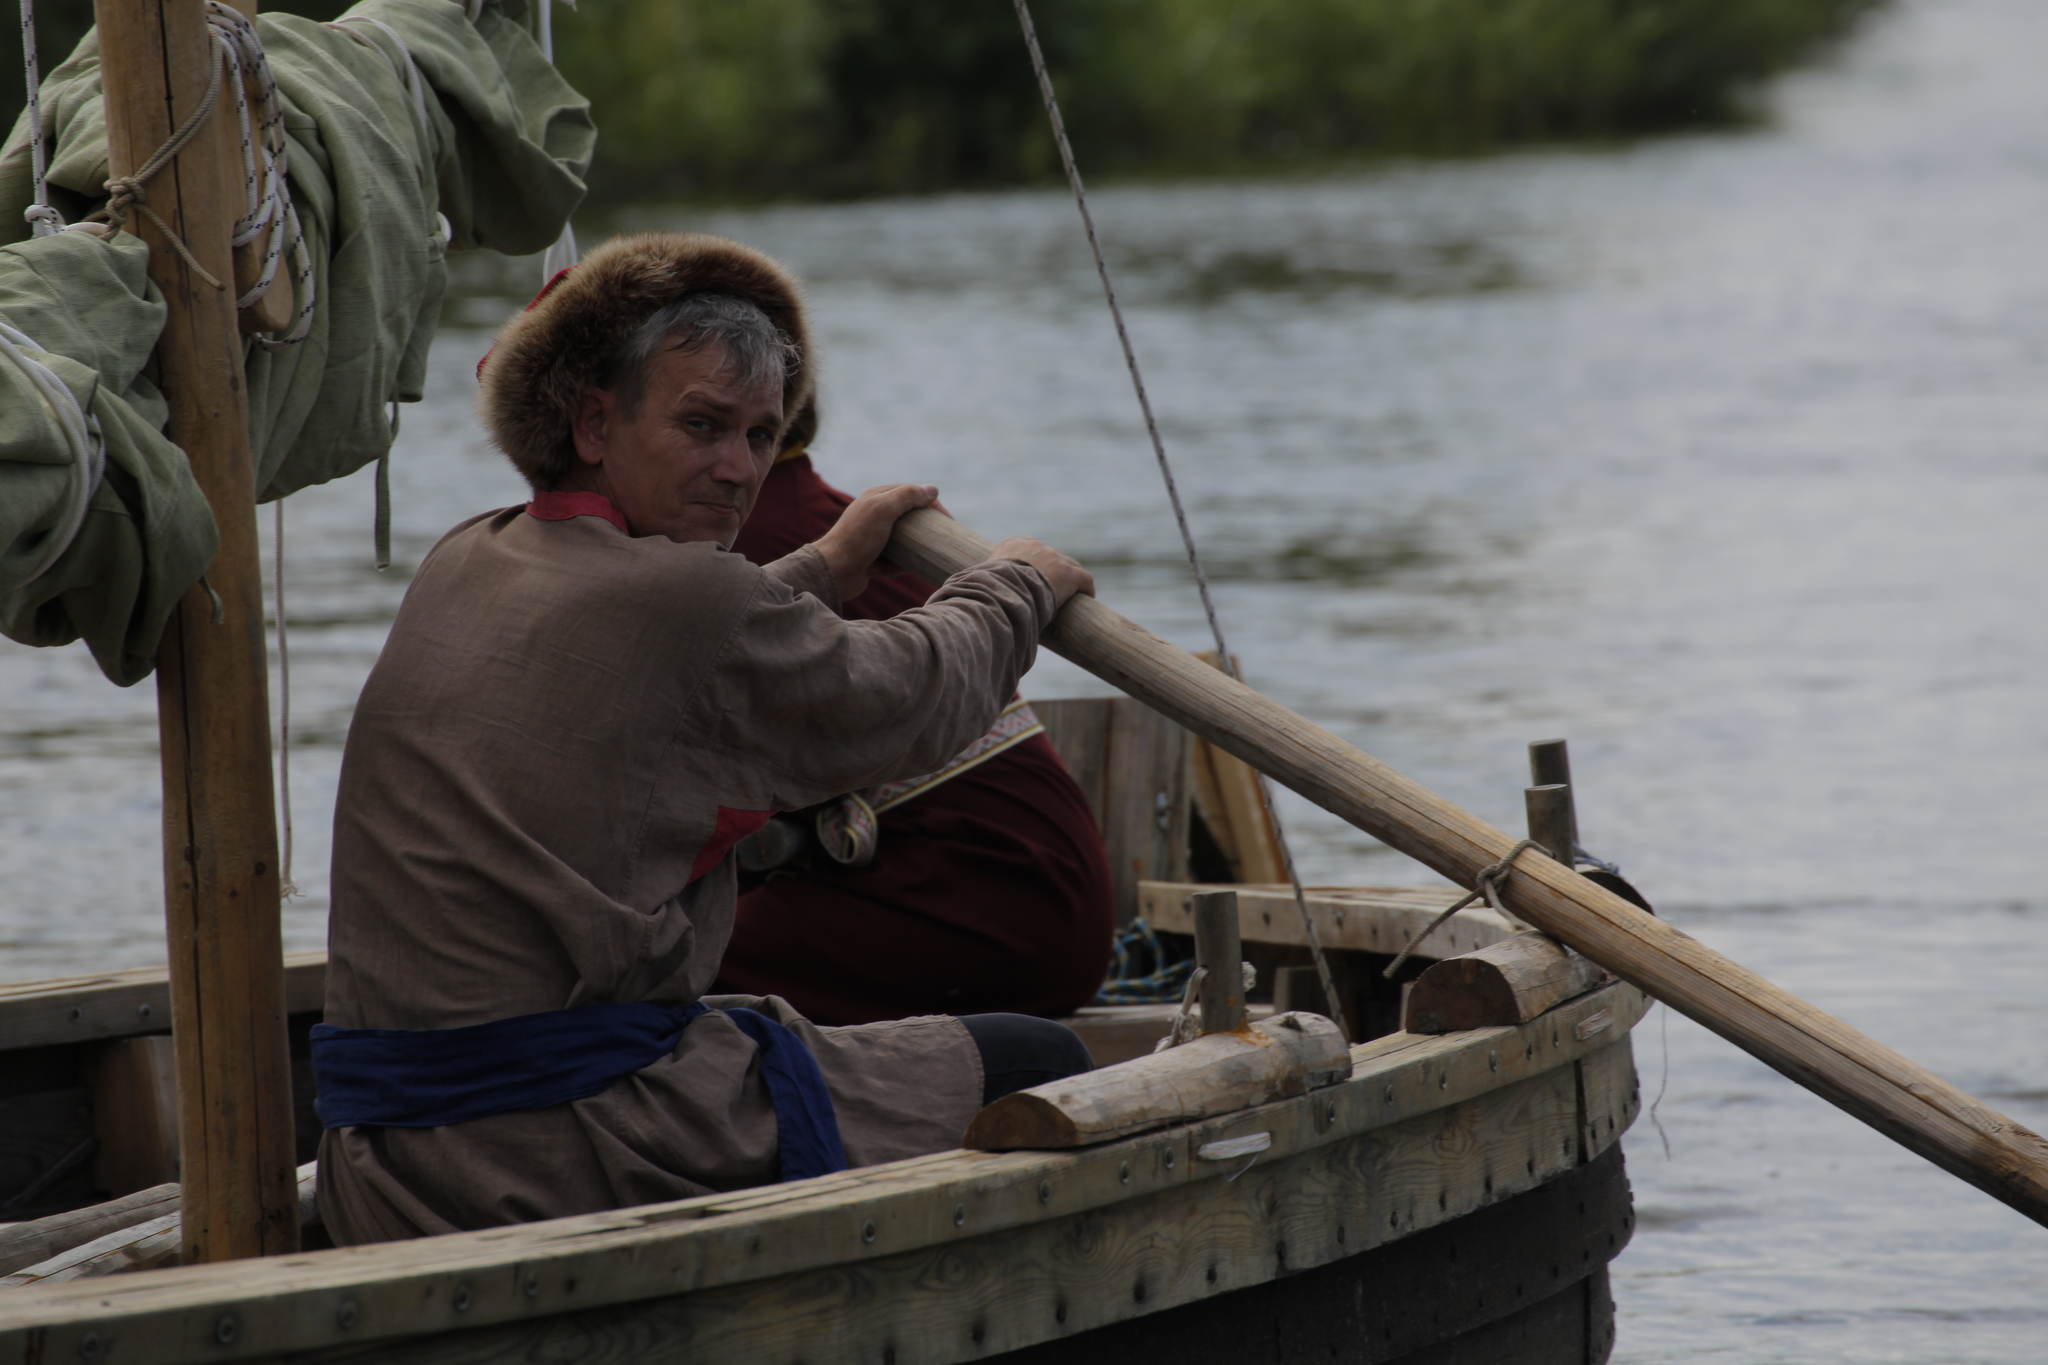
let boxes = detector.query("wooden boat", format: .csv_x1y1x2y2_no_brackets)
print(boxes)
0,700,1646,1364
10,0,2038,1357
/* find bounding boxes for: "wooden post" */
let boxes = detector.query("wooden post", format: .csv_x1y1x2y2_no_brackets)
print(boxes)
886,508,2048,1225
1529,738,1577,857
1525,784,1574,868
1188,890,1246,1034
96,0,299,1259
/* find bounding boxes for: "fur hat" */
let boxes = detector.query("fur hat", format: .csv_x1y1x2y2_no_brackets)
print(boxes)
477,232,814,490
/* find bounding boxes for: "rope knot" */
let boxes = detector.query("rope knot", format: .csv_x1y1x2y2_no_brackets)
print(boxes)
1383,838,1551,980
100,175,144,229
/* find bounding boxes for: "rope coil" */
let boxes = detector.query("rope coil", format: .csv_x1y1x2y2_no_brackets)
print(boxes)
210,3,316,346
78,4,317,346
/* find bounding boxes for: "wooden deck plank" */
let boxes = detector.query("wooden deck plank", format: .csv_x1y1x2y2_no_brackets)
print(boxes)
0,986,1644,1364
0,954,326,1052
1141,882,1522,960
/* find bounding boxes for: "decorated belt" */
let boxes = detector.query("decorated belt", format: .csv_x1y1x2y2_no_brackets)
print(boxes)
815,699,1044,869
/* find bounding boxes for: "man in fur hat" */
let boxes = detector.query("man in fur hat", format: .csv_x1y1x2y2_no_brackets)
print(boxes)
314,233,1094,1243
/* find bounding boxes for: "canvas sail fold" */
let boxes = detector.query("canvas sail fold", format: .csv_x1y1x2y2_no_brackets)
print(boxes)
0,0,594,684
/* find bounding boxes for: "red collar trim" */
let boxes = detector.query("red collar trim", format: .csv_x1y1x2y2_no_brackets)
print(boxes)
526,490,629,534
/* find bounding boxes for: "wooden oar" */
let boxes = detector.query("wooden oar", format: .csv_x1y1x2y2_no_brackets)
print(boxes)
888,509,2048,1226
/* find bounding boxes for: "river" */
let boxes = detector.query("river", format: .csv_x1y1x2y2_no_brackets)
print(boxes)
3,0,2045,1356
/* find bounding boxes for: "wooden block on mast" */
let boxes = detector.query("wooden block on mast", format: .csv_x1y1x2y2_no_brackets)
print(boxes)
94,0,299,1260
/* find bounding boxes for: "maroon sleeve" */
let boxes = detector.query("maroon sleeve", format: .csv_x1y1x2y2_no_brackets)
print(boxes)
732,457,938,621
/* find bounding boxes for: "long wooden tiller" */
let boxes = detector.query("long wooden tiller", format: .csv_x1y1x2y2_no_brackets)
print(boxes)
888,509,2048,1226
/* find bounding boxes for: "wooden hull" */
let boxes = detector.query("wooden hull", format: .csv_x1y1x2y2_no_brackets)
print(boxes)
0,942,1641,1365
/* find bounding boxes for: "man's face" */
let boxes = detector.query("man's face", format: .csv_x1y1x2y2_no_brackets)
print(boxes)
569,342,783,547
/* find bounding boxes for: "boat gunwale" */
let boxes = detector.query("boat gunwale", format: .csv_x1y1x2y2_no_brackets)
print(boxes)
0,980,1646,1362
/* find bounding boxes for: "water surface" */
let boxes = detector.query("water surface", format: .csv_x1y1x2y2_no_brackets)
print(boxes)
3,0,2045,1357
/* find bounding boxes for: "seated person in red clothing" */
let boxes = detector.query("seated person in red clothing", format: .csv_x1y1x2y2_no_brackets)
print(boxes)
712,402,1117,1026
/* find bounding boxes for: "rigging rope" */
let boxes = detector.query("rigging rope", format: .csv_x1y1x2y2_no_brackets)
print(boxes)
533,0,578,284
273,497,299,898
1010,0,1351,1041
17,0,59,234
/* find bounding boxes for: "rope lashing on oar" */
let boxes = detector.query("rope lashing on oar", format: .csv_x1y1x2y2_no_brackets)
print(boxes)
1010,0,1351,1041
0,321,105,585
1382,838,1549,980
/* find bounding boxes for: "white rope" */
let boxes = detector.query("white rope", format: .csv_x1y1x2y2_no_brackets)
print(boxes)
1010,0,1352,1040
532,0,578,284
0,321,104,585
17,0,61,234
206,2,315,348
272,497,299,898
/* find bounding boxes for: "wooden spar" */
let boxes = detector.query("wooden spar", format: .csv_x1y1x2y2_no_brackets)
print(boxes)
886,508,2048,1225
96,0,300,1259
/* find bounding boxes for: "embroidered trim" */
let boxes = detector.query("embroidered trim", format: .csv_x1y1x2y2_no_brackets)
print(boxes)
526,490,628,534
811,700,1045,870
869,698,1044,814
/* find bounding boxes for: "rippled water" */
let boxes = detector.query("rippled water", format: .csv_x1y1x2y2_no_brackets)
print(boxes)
4,0,2046,1356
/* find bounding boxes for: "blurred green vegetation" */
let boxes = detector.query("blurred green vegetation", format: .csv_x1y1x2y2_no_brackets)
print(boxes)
6,0,1881,205
556,0,1883,202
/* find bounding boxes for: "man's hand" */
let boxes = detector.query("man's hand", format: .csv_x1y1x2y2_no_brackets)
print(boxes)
987,537,1094,608
814,483,941,602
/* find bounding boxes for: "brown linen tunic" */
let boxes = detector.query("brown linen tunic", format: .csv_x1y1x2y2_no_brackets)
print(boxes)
317,503,1056,1244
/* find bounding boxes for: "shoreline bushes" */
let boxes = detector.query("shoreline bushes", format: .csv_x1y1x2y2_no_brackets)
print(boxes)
4,0,1883,207
555,0,1882,203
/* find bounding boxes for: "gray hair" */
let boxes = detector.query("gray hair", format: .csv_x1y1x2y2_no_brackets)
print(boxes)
599,292,800,418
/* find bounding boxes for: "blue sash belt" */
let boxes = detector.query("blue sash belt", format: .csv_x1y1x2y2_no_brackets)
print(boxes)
309,1002,850,1182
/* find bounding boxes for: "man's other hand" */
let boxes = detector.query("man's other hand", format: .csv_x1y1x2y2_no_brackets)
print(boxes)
815,483,940,602
987,537,1094,608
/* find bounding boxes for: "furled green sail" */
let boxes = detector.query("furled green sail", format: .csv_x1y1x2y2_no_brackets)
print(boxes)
0,0,593,684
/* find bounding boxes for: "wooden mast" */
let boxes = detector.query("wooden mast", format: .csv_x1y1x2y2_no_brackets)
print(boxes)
95,0,300,1259
887,508,2048,1226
